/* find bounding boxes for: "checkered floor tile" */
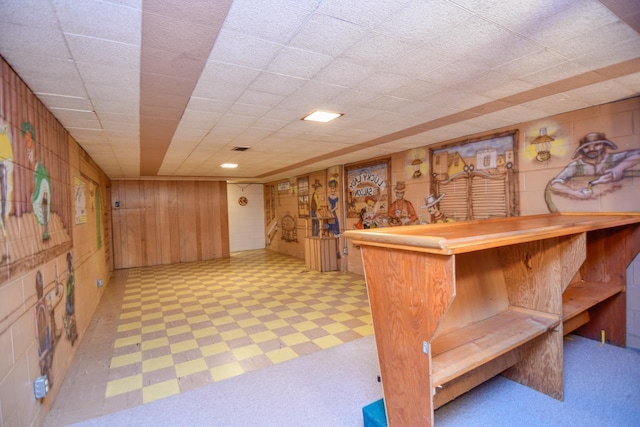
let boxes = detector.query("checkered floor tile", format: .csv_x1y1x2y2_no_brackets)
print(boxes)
104,250,372,405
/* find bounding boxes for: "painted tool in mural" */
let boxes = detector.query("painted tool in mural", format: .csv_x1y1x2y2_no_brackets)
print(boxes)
422,193,455,223
63,251,78,345
34,270,62,387
546,132,640,212
388,181,418,226
0,121,14,237
22,122,52,241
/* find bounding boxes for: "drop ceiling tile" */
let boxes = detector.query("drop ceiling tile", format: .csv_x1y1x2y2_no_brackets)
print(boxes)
139,47,205,79
141,13,216,60
235,90,286,108
576,37,640,69
354,72,413,95
519,94,592,116
186,97,233,113
494,49,570,79
179,110,222,129
313,58,374,87
267,47,334,79
288,13,366,57
52,0,142,45
0,23,70,58
378,0,473,42
249,72,307,96
253,118,289,131
34,93,92,111
97,112,139,124
15,73,88,98
317,0,409,29
385,47,455,80
564,80,637,106
520,60,591,86
217,114,258,127
342,32,415,68
550,20,639,60
0,0,58,27
92,99,139,115
199,60,262,87
208,30,283,69
77,62,139,87
191,81,247,102
66,34,139,69
614,72,640,92
144,0,229,28
84,84,139,103
224,0,314,45
227,103,270,118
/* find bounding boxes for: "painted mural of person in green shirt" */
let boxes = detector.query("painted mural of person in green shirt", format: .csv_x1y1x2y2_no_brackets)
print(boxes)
22,122,51,241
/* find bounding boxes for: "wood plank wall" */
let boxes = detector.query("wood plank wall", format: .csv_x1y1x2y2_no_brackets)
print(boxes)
111,180,229,269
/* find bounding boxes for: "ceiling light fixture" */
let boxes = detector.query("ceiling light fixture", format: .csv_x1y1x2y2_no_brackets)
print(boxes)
221,163,238,168
302,110,343,123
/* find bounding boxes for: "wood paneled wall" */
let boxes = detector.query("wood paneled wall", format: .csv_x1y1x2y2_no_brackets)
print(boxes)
111,180,229,269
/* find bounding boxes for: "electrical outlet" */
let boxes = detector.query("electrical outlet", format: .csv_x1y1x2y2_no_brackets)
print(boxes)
34,375,49,399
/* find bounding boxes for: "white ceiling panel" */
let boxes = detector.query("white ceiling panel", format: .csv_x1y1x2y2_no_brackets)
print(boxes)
0,0,638,181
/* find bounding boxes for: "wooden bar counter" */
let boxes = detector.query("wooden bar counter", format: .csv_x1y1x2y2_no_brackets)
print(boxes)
343,212,640,427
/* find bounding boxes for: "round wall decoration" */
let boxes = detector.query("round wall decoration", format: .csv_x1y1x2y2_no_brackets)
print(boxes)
238,196,248,206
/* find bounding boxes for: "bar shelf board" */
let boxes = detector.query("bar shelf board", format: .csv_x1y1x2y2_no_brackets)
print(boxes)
562,281,623,321
431,309,559,387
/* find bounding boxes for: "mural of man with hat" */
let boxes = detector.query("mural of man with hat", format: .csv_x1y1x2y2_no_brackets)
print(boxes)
422,193,454,223
550,132,640,199
388,181,417,226
310,179,322,236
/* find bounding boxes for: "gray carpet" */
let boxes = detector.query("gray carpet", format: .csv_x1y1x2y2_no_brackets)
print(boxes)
72,334,640,427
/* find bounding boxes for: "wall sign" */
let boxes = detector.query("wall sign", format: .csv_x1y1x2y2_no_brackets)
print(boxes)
345,158,391,219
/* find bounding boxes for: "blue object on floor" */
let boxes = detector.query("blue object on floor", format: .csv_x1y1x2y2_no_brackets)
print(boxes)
363,399,387,427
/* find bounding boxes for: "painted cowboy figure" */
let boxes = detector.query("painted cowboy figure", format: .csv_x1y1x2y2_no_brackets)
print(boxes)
310,179,322,236
422,193,454,223
388,181,417,226
550,132,640,199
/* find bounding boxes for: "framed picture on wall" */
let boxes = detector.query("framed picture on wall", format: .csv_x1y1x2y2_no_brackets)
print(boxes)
345,158,391,219
297,176,309,218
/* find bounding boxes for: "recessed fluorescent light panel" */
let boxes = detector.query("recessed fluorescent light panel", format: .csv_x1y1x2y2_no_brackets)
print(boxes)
302,110,343,123
221,163,238,168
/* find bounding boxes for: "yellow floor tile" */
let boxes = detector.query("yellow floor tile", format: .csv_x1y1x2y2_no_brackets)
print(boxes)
142,379,180,404
114,335,142,348
141,337,170,351
266,347,298,364
313,335,343,349
232,344,263,360
170,339,199,354
110,352,142,369
250,330,278,343
210,362,245,382
220,328,247,341
280,333,310,346
142,355,174,373
175,358,208,377
105,374,142,397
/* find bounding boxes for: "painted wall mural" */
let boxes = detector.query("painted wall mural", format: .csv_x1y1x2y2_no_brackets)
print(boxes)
546,132,640,212
346,158,390,229
430,132,519,221
0,117,72,283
